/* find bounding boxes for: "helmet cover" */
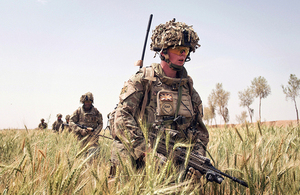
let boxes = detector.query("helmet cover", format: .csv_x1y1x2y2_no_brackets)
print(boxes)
80,92,94,103
65,115,70,120
150,19,200,53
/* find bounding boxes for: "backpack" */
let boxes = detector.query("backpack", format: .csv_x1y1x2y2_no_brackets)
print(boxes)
107,67,155,139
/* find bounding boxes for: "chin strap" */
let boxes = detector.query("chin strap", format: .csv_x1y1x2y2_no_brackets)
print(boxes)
169,63,184,71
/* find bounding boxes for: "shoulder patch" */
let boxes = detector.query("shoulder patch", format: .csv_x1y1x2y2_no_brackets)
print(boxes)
119,81,137,103
120,85,128,95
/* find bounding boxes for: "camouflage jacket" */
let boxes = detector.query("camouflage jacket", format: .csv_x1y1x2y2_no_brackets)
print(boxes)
59,122,71,132
52,120,63,131
114,63,209,160
38,122,48,129
69,105,103,145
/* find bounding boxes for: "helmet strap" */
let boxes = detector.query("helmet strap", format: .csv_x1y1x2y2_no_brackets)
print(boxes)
169,63,184,71
185,53,191,62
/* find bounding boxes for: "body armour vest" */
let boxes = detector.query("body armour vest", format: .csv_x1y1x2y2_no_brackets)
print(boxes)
76,106,100,129
141,63,198,131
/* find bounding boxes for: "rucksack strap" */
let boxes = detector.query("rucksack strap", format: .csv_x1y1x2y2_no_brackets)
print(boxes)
139,67,155,121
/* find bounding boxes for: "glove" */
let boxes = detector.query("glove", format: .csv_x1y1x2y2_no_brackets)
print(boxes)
80,129,88,136
186,167,203,182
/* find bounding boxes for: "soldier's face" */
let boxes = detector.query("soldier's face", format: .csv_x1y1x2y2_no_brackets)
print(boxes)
167,47,188,66
58,117,62,120
84,100,92,109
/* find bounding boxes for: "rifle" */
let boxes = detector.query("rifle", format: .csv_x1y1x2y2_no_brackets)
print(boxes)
76,123,113,140
76,124,94,132
134,14,153,68
149,131,249,188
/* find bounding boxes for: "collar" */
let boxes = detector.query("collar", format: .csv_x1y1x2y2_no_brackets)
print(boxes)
151,63,189,88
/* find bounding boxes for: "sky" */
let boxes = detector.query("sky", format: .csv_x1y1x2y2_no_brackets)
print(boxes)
1,0,299,129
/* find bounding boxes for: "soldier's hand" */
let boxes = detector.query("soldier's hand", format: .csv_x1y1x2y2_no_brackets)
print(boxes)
186,167,202,181
86,127,94,135
87,130,94,135
80,129,88,136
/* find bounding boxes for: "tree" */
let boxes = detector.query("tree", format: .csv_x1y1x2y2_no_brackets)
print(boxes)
207,97,217,125
203,106,213,125
282,74,300,124
209,83,230,124
236,111,248,124
251,76,271,121
238,87,255,123
203,98,216,125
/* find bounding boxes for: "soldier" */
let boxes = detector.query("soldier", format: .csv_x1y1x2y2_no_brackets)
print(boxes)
38,118,48,130
52,113,63,132
60,114,71,132
69,92,103,148
110,19,209,179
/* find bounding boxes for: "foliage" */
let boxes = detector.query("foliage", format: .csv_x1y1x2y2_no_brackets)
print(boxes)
203,105,214,125
238,87,255,123
250,76,271,121
236,111,248,124
209,83,230,124
1,123,300,194
282,74,300,124
203,98,217,126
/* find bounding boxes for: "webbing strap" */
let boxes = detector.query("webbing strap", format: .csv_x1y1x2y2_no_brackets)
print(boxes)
175,85,183,118
139,67,155,121
139,80,152,121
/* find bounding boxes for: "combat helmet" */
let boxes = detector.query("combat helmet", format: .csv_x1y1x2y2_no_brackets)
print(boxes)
150,19,200,62
65,115,70,120
80,92,94,104
57,113,62,118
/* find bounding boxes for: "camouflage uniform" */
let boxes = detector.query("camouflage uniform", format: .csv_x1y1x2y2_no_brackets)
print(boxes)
69,92,103,148
60,115,71,132
52,114,63,132
110,20,209,174
111,64,209,162
38,118,48,130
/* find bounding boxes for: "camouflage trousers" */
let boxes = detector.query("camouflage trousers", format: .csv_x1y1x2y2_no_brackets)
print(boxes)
109,123,209,177
109,140,146,176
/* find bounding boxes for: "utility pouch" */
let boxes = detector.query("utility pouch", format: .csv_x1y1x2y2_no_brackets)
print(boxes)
156,90,194,118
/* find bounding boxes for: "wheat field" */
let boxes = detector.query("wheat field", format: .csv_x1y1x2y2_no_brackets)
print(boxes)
0,122,299,194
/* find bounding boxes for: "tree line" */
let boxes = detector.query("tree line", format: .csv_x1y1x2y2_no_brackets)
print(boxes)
203,74,300,125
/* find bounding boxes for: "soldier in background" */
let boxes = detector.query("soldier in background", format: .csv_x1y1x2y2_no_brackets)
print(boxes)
52,113,63,132
38,118,48,130
69,92,103,149
110,19,209,179
60,114,71,132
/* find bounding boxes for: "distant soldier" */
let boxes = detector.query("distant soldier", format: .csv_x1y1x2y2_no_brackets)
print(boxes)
52,113,63,132
60,114,71,132
38,118,48,130
69,92,103,148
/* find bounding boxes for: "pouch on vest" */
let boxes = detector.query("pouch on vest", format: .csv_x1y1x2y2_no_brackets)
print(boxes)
156,90,194,118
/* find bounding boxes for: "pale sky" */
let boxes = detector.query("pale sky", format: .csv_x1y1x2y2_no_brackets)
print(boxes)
1,0,299,129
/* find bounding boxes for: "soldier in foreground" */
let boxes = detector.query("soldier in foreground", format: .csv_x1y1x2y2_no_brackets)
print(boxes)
69,92,103,149
52,113,63,132
38,118,48,130
110,19,209,179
